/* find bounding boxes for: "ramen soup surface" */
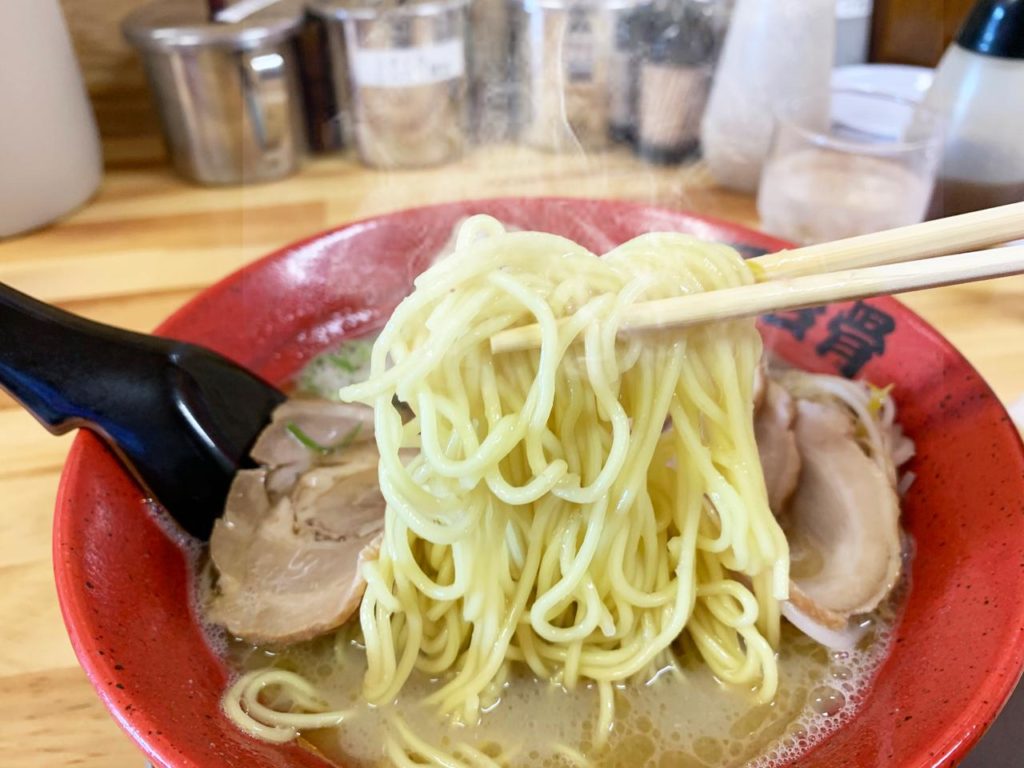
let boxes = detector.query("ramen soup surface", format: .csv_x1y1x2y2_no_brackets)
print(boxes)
220,596,901,768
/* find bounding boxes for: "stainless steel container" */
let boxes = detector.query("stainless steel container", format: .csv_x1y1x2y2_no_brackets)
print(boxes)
514,0,647,152
313,0,471,169
308,0,357,147
123,0,307,185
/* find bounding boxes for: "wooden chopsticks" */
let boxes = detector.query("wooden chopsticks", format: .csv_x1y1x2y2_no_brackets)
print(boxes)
490,202,1024,354
753,201,1024,278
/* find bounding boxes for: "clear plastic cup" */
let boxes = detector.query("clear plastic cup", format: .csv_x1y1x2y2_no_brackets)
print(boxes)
757,89,943,244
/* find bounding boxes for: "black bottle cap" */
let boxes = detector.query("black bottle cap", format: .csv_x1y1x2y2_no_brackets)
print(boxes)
956,0,1024,59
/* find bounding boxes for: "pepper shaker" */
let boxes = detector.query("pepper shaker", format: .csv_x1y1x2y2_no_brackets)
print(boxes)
636,1,717,164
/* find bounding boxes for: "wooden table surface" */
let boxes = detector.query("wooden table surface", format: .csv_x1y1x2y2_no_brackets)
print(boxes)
0,146,1021,767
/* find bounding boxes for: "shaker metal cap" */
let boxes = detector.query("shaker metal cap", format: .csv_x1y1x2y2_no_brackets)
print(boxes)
956,0,1024,59
123,0,304,51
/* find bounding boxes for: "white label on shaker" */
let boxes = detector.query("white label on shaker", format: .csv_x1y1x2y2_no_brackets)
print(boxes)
836,0,872,19
351,40,465,88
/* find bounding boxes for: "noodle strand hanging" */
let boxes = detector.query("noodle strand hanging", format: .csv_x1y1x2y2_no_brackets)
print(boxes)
336,215,789,734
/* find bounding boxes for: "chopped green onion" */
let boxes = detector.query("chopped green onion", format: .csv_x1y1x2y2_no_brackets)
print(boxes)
328,354,360,373
286,422,362,456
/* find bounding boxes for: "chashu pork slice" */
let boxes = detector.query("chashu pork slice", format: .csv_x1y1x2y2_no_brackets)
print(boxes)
207,441,385,645
251,399,376,497
755,380,802,514
781,399,902,633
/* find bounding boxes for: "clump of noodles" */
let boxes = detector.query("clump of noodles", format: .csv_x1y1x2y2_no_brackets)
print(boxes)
225,216,791,761
350,216,787,725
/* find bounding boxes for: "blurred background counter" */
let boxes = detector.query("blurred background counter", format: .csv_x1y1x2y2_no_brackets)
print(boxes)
65,0,978,170
5,0,1004,247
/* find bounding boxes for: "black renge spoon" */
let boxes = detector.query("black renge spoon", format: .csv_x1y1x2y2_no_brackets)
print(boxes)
0,282,285,539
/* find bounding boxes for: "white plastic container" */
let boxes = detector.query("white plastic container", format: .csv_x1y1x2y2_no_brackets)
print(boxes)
700,0,836,192
0,0,102,238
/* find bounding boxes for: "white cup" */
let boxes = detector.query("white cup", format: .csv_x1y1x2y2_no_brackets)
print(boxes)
757,89,944,245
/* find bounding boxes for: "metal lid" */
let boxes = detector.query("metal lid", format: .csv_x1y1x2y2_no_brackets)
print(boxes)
310,0,470,21
956,0,1024,59
123,0,304,51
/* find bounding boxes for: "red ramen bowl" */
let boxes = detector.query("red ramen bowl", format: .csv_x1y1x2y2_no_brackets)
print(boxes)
53,198,1024,768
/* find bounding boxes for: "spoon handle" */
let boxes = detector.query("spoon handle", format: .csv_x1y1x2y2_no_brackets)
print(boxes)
0,281,172,434
0,282,285,539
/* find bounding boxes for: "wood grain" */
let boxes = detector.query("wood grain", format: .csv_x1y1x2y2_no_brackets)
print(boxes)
60,0,163,165
0,668,145,768
0,149,1021,767
870,0,975,66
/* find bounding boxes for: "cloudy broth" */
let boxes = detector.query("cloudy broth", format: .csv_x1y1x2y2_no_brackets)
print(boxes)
210,340,907,766
222,590,902,768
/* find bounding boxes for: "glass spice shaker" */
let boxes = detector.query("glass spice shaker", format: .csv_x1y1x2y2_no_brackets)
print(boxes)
636,2,717,164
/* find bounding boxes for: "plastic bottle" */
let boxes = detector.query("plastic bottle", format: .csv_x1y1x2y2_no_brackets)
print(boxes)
700,0,836,192
924,0,1024,217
